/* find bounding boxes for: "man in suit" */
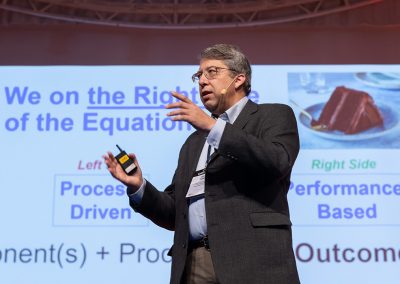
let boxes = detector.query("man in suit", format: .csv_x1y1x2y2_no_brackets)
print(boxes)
104,44,300,284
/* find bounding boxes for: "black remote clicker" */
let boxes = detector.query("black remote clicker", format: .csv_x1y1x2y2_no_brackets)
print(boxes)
115,144,137,175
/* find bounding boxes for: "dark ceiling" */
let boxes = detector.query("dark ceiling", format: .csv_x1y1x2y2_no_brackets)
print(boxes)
1,0,398,29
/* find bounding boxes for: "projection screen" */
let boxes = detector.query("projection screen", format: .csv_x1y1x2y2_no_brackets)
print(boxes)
1,65,399,284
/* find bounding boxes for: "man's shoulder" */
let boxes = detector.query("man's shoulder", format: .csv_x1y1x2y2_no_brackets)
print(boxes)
253,102,294,116
257,102,292,110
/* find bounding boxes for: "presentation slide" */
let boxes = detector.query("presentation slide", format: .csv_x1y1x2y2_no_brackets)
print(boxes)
1,65,399,284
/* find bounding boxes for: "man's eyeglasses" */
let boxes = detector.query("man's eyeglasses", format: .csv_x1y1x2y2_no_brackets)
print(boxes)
192,66,236,82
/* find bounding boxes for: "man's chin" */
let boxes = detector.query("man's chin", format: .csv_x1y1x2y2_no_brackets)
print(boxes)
202,101,215,112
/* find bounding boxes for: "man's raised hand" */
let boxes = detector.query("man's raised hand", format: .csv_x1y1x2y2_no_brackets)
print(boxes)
165,92,215,131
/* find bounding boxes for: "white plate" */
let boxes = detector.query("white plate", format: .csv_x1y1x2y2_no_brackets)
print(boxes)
355,72,400,89
299,102,399,141
383,72,400,80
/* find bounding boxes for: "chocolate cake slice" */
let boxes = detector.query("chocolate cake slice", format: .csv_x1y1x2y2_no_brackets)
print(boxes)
317,86,384,134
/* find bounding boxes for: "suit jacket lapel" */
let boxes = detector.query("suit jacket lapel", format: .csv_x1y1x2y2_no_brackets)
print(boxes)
233,99,258,129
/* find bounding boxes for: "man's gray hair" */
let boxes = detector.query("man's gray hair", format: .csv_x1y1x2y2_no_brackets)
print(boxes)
200,44,252,95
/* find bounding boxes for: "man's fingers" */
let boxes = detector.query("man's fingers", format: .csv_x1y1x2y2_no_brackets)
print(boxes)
165,109,190,121
170,114,189,122
103,152,114,164
167,109,188,117
171,91,192,103
103,151,122,174
165,101,187,109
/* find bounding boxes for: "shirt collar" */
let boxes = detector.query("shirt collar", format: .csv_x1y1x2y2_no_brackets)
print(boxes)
223,96,249,124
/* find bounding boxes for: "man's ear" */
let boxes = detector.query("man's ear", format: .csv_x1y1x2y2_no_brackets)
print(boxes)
234,74,246,90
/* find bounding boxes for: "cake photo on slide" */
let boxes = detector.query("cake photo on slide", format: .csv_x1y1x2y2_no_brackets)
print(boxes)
317,86,384,134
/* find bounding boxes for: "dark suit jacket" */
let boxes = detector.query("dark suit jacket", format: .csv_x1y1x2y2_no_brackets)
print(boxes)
131,100,301,284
